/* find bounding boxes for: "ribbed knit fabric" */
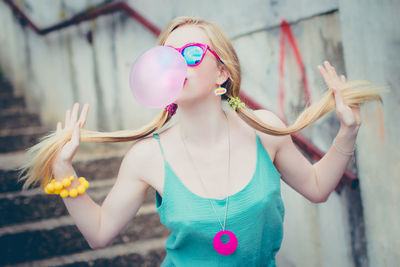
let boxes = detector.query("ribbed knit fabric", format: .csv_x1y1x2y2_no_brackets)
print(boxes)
152,133,285,267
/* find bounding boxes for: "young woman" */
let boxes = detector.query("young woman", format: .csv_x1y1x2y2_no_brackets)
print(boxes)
19,16,384,266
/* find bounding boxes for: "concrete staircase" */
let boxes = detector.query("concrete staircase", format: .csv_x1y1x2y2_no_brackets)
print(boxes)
0,74,169,266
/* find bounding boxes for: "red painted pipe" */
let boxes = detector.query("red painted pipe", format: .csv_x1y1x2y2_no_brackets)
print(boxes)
4,0,357,193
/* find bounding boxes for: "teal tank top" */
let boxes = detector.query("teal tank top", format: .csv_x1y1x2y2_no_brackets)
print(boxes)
153,133,285,266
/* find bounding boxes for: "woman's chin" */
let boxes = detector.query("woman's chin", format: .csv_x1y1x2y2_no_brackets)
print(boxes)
174,96,188,106
175,90,191,104
175,96,197,106
174,87,211,105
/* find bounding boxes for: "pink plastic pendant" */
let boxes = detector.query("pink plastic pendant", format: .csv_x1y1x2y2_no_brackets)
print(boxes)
213,230,238,255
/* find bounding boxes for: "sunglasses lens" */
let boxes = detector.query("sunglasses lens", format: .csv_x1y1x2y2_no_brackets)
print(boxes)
182,45,204,66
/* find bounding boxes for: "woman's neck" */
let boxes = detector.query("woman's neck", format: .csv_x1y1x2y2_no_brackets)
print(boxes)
176,95,229,146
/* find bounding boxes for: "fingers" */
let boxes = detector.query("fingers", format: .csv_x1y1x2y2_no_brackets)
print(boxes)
317,64,328,80
317,61,330,79
71,103,80,126
318,60,350,99
324,61,338,77
62,103,89,131
332,87,346,111
71,121,81,145
318,61,338,81
65,109,71,128
56,122,62,134
77,104,90,128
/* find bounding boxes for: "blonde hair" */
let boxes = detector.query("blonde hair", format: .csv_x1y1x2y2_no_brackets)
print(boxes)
18,16,387,190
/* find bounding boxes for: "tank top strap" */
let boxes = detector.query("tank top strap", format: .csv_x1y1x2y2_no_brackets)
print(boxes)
152,133,166,158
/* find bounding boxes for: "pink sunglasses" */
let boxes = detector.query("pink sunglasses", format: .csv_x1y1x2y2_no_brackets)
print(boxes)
165,43,221,67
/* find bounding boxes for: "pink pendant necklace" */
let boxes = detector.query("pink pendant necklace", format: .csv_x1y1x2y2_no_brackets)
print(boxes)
180,110,237,255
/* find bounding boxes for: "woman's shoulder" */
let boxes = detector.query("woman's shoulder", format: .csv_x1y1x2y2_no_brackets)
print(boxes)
122,133,163,171
252,109,290,159
120,132,169,188
253,109,286,128
125,135,158,158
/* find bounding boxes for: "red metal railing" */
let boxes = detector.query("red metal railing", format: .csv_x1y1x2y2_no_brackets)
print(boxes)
4,0,160,36
3,0,357,193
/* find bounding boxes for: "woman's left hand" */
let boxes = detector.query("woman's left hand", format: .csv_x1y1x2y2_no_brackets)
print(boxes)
318,60,362,133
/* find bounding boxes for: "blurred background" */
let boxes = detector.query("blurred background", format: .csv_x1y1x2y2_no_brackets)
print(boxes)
0,0,399,266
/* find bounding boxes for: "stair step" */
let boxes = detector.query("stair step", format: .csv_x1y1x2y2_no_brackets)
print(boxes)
0,149,126,193
0,79,14,96
0,105,28,116
0,95,25,110
13,237,167,267
0,201,157,236
0,204,168,265
0,169,25,194
0,126,51,153
0,90,14,99
0,178,158,227
0,108,41,130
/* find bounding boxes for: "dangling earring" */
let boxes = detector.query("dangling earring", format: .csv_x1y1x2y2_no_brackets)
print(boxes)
214,86,227,96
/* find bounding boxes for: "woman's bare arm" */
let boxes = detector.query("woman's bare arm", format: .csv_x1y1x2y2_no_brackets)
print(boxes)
94,140,151,248
52,103,150,248
255,109,357,203
53,140,150,249
254,109,324,203
254,62,360,203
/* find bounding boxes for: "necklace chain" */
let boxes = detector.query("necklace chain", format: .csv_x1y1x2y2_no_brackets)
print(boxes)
180,110,230,231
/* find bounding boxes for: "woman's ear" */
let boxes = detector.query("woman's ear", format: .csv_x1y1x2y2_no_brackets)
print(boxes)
216,65,229,85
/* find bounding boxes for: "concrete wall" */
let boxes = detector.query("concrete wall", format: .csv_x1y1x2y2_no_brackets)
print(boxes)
338,0,400,266
1,0,398,266
0,0,160,132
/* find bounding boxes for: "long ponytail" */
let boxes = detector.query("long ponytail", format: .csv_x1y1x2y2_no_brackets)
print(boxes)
18,110,172,190
232,80,386,135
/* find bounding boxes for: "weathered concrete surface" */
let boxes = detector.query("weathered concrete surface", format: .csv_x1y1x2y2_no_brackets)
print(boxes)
1,0,398,266
338,0,400,266
0,0,339,132
238,12,353,267
128,0,339,39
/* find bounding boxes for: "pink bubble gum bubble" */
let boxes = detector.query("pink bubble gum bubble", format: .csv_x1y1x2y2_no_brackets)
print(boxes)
130,46,187,108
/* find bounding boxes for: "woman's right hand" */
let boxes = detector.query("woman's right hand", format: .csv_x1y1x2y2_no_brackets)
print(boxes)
53,103,90,167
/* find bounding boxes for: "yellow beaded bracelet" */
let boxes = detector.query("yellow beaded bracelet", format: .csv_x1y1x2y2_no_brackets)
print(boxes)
45,176,90,198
